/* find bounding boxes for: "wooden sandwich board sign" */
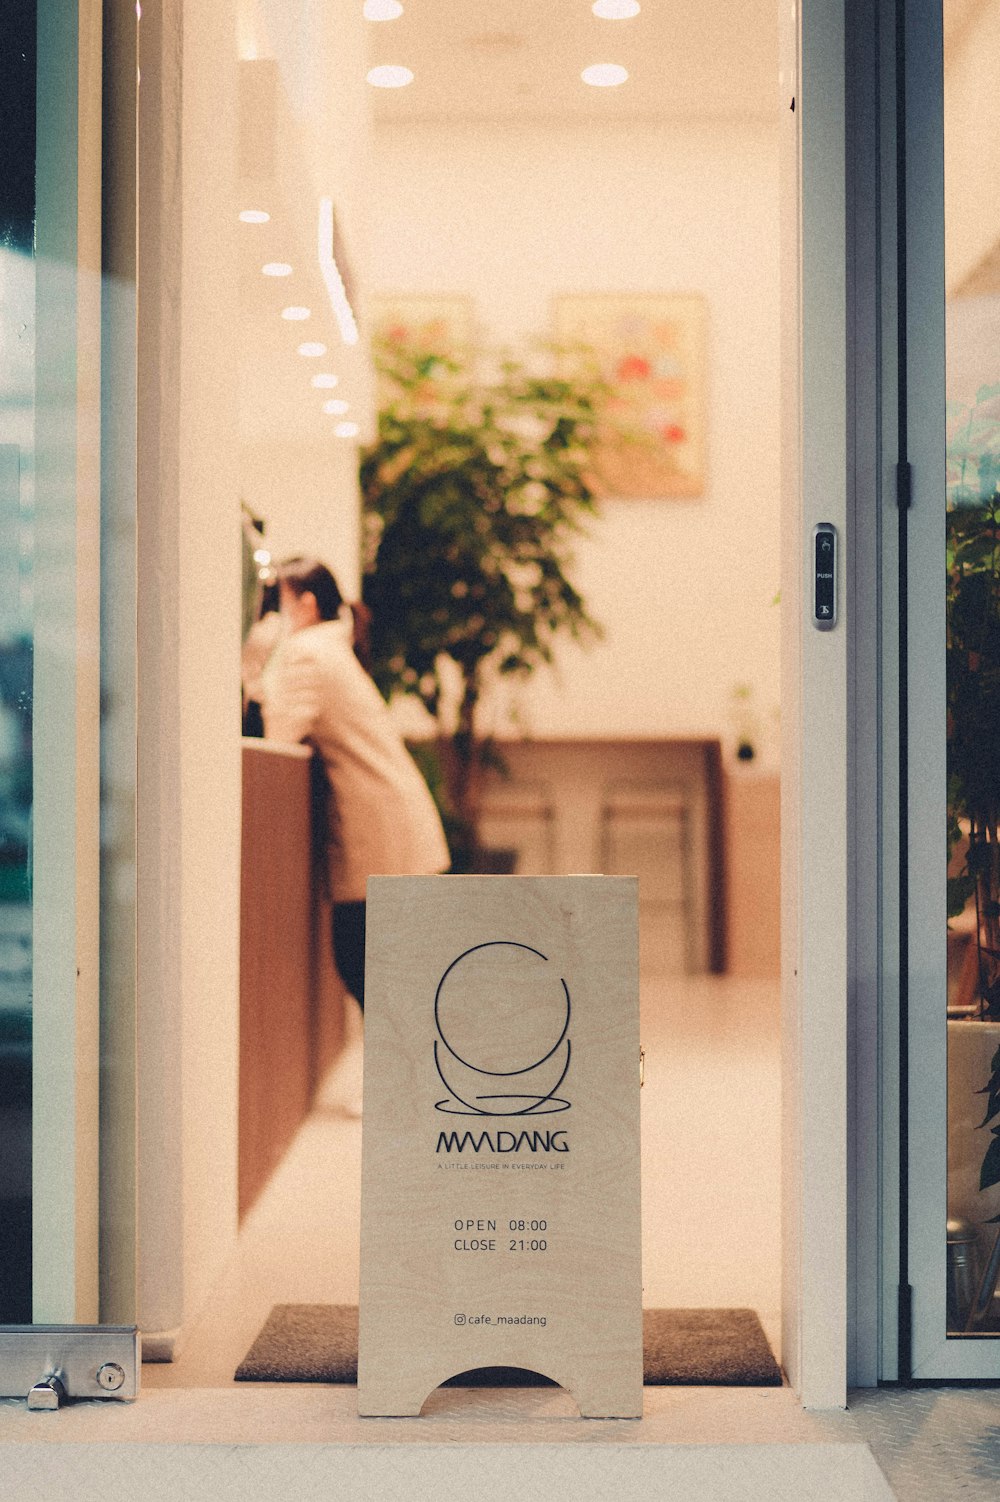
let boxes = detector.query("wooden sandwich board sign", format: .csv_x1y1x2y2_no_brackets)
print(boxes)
357,875,642,1418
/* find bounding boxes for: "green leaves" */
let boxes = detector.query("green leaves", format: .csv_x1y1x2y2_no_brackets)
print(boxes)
361,336,606,726
981,1127,1000,1194
948,874,978,919
980,1048,1000,1190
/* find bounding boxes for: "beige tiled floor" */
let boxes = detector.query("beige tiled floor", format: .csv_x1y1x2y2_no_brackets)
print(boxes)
144,970,782,1389
9,974,1000,1496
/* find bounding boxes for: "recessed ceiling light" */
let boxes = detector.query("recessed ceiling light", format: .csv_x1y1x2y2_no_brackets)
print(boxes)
311,373,340,388
334,420,360,438
323,398,350,415
298,342,327,357
366,64,414,88
239,209,270,223
592,0,640,17
364,0,404,18
262,262,292,277
581,63,629,87
281,306,311,321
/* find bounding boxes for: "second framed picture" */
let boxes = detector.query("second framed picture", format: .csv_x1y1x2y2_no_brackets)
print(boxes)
552,293,708,500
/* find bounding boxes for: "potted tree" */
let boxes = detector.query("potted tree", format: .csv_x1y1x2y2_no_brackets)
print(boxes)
359,336,608,871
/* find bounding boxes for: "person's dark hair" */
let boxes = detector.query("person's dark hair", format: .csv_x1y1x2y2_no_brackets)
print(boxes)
277,557,344,621
258,580,280,619
278,555,373,670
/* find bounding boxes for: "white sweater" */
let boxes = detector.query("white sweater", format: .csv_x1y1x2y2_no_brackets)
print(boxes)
262,617,450,901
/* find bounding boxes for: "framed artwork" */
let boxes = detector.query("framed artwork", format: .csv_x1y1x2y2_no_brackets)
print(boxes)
552,293,708,499
368,293,476,357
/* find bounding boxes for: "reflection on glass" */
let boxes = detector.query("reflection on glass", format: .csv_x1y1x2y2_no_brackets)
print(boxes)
0,0,35,1323
944,3,1000,1334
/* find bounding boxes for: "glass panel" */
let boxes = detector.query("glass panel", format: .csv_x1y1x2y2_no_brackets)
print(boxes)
944,0,1000,1336
0,0,36,1323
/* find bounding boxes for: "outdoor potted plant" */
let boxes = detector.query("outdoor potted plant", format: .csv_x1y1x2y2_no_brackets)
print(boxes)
946,384,1000,1240
359,334,608,871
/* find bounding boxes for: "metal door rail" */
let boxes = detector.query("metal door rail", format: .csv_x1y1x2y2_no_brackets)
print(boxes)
0,1325,139,1406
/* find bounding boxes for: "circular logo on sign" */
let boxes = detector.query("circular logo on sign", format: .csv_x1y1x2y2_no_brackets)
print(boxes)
433,941,571,1117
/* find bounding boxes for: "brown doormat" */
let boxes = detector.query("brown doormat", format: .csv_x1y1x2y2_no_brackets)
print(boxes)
235,1304,782,1387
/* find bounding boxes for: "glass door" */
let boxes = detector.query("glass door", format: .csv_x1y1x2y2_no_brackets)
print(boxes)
903,0,1000,1378
0,0,137,1356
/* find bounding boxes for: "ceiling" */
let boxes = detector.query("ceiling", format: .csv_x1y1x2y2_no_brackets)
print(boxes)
233,1,783,450
367,0,780,124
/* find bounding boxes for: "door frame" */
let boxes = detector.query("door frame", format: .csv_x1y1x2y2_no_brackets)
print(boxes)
895,0,1000,1381
119,0,857,1406
30,0,104,1327
779,0,855,1409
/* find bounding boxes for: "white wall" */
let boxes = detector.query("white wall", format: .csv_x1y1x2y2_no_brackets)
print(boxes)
137,0,373,1352
947,293,1000,404
945,1,1000,294
241,439,363,596
369,119,781,765
136,0,242,1344
237,0,373,596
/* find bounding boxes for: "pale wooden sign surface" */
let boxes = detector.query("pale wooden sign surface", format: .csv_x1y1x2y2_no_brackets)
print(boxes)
358,875,642,1417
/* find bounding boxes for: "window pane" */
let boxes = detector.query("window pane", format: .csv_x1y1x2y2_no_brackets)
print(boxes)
945,0,1000,1336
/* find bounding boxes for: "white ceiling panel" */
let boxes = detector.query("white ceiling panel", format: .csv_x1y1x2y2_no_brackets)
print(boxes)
367,0,780,123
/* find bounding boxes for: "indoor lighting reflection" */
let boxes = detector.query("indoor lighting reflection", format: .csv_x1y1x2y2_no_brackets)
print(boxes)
311,373,340,388
364,0,404,17
334,421,360,438
262,262,292,276
581,63,629,86
323,398,350,415
281,306,311,321
366,64,414,88
318,198,360,347
297,342,327,357
239,209,270,223
592,0,640,17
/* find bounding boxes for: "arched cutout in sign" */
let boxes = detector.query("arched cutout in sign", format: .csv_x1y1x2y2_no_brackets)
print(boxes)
418,1364,580,1417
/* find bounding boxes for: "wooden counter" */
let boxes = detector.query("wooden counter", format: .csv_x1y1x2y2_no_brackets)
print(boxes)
239,738,346,1219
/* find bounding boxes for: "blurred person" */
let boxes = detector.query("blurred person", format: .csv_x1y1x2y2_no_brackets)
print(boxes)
241,580,283,736
261,556,450,1020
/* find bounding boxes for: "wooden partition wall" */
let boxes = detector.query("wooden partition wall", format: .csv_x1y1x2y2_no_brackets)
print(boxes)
239,739,346,1218
477,738,780,980
478,738,728,975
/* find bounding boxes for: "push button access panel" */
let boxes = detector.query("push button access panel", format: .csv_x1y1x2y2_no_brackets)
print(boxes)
812,523,837,630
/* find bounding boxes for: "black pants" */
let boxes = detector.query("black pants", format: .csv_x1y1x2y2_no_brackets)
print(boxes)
332,901,366,1011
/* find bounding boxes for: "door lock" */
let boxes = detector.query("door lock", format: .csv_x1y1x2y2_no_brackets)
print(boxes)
96,1361,126,1392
